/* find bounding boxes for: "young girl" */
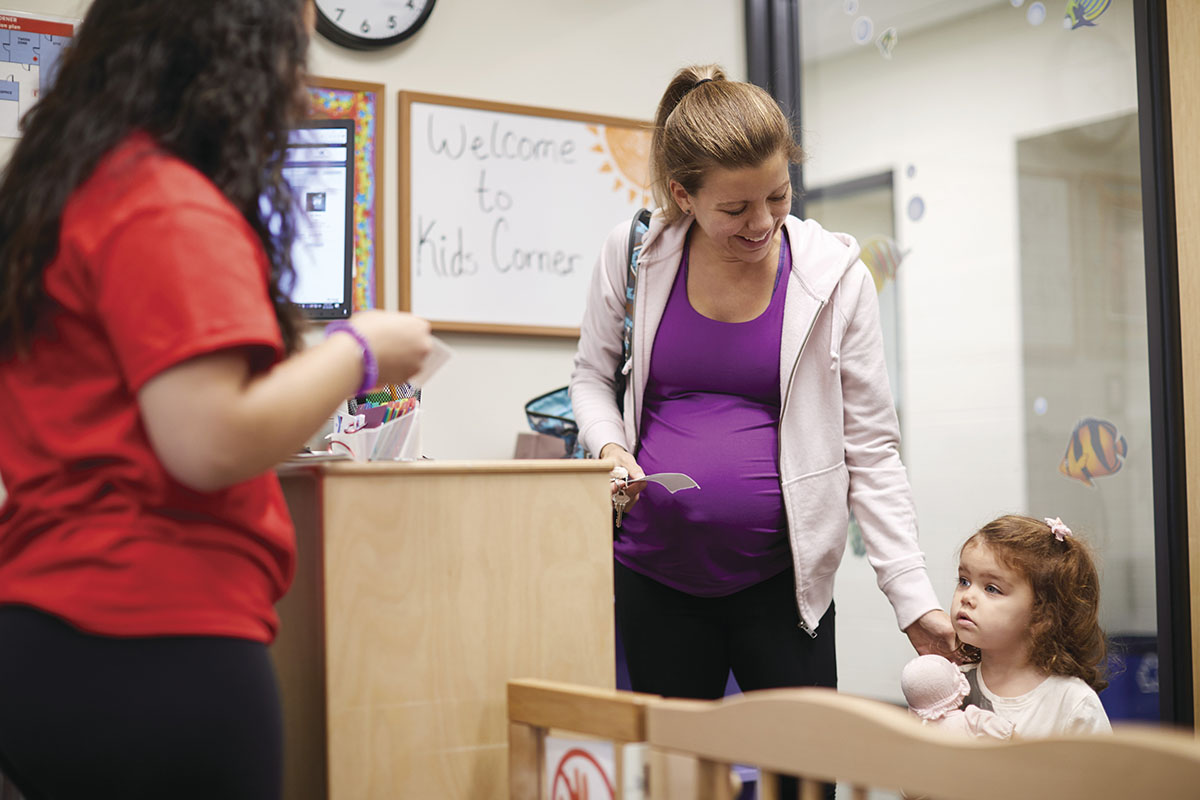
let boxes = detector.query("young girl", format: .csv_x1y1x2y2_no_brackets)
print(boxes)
952,514,1112,736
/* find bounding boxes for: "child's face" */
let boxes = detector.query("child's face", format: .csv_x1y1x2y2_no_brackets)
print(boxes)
952,541,1035,657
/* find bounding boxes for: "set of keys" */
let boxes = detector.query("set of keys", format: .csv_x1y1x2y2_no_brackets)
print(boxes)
611,466,631,528
609,466,701,529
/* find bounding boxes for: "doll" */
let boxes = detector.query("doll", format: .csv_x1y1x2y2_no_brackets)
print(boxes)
900,654,1015,740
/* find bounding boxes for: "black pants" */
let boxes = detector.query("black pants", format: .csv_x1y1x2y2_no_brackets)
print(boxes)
615,560,837,698
0,606,283,800
615,562,837,799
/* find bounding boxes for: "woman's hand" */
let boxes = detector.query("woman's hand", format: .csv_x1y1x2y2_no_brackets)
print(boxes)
600,443,647,508
903,609,958,660
346,310,433,386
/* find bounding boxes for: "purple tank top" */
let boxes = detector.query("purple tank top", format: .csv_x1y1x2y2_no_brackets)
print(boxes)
616,233,792,596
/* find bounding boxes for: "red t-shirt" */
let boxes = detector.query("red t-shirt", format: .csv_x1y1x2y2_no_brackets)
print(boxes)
0,133,295,642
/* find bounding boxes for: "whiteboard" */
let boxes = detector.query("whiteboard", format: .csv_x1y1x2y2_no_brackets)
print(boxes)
399,91,652,336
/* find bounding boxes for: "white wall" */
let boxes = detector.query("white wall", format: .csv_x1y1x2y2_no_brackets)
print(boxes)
312,1,745,460
0,0,746,462
804,1,1141,701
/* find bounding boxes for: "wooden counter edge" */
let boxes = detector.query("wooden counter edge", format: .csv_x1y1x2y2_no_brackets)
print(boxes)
278,458,616,477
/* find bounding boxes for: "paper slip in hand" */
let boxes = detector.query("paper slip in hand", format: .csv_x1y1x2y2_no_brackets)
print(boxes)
407,336,453,388
624,472,700,493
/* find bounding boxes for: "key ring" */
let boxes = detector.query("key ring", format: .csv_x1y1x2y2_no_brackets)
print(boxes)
610,465,630,491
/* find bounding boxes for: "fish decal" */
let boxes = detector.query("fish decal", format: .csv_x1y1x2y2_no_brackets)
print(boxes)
859,236,908,292
1059,417,1127,487
848,513,866,558
1064,0,1112,29
875,26,898,59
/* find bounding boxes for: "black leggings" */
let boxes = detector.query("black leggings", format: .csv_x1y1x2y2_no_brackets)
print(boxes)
0,606,282,800
614,561,837,698
615,562,837,800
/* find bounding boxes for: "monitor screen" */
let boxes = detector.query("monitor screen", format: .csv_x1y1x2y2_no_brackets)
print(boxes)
282,118,354,320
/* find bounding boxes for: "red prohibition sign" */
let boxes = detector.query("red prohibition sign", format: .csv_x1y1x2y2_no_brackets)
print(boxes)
550,747,615,800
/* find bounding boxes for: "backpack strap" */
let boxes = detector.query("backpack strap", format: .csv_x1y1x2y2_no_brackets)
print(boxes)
616,208,651,413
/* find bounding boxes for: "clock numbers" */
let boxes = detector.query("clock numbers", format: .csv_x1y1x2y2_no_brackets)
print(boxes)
315,0,436,49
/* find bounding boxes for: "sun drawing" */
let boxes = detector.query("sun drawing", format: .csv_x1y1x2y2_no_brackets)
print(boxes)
589,124,653,207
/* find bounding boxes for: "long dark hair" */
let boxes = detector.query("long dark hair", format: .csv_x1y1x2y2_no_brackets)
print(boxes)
0,0,309,356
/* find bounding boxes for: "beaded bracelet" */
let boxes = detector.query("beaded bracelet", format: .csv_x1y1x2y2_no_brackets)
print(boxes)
325,320,378,396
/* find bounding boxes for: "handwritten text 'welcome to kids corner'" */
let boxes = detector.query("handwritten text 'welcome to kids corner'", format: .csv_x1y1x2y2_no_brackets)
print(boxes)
416,114,585,280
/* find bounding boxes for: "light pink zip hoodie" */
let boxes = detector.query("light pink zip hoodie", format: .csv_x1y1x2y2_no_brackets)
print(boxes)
570,211,941,636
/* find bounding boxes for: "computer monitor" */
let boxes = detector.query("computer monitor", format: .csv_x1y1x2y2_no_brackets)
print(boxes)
282,118,355,320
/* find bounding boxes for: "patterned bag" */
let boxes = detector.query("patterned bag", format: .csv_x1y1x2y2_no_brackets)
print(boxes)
523,386,585,458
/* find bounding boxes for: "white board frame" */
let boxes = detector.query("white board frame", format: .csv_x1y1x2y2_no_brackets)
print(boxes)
399,90,652,337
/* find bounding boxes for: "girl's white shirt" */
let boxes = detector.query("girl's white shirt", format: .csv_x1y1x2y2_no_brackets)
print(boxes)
963,663,1112,737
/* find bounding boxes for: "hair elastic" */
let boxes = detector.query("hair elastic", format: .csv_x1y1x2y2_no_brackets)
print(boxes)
683,77,714,97
1044,516,1073,542
325,320,379,396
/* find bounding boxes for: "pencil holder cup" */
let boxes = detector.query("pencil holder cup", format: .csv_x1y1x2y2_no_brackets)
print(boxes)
326,408,421,462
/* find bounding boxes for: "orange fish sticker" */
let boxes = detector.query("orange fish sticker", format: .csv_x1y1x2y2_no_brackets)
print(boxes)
1059,417,1127,487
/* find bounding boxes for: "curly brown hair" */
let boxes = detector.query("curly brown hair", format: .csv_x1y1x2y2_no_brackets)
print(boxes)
0,0,309,357
955,514,1108,692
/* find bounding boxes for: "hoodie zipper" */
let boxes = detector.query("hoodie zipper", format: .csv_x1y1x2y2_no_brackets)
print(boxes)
779,299,826,638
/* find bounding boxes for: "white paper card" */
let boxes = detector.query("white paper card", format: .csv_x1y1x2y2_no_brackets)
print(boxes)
407,335,453,388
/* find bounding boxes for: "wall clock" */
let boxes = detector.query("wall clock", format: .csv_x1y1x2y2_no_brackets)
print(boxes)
314,0,436,50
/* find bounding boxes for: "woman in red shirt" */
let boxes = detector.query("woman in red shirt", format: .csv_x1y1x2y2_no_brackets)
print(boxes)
0,2,431,798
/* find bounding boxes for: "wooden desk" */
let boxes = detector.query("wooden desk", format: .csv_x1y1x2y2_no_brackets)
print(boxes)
273,459,615,799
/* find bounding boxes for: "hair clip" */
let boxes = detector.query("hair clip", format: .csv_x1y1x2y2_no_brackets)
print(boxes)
1044,516,1073,542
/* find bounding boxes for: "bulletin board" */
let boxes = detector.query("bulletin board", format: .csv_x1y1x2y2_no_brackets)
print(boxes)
398,91,653,337
0,9,76,139
307,76,384,311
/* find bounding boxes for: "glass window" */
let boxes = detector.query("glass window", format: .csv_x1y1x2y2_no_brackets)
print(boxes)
801,0,1157,721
